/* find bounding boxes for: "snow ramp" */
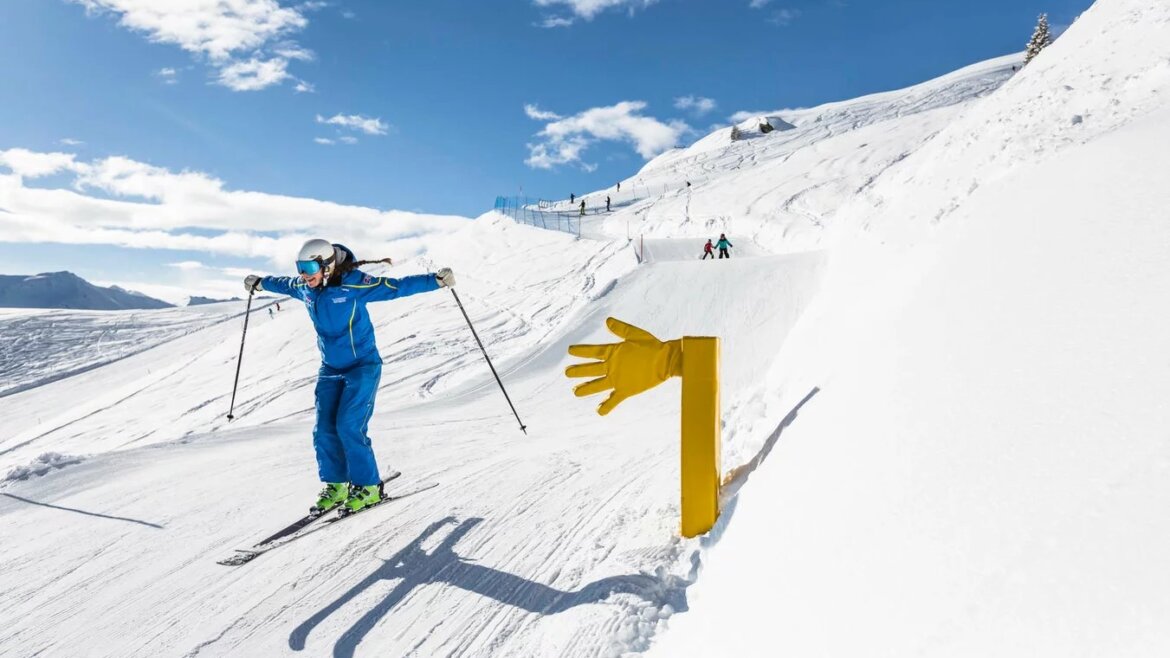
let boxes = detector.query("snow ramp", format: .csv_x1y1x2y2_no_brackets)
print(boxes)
636,238,772,263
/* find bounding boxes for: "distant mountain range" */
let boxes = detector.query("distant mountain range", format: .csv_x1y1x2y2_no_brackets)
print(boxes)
0,272,174,310
188,295,242,306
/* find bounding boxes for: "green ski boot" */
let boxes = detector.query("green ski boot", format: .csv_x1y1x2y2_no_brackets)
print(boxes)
340,483,383,516
312,482,349,515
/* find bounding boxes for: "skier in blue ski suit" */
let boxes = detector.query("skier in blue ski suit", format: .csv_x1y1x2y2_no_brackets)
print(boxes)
245,239,454,514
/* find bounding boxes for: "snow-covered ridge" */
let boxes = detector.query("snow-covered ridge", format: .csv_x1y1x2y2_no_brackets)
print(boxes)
580,53,1022,252
0,271,174,310
680,53,1024,160
839,0,1170,241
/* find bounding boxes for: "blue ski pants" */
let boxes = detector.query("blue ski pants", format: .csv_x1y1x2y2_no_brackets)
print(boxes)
313,357,382,486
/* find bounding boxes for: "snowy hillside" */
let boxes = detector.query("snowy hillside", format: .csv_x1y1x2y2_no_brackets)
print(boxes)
575,54,1022,251
2,0,1169,655
0,301,247,399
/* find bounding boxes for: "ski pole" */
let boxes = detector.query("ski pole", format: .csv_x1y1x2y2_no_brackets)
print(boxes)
449,288,527,434
226,290,255,421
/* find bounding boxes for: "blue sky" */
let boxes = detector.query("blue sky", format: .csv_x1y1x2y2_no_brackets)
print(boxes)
0,0,1092,302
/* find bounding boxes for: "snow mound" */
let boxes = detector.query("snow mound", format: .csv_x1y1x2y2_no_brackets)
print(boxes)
4,452,85,483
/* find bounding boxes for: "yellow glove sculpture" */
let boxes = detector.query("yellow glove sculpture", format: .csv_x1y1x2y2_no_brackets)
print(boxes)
565,315,722,537
566,317,683,416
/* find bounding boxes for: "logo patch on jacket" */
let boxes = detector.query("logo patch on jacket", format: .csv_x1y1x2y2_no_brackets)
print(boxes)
363,274,374,284
332,296,349,303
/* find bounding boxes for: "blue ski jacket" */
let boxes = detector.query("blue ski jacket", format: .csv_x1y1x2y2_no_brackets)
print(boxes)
262,253,440,370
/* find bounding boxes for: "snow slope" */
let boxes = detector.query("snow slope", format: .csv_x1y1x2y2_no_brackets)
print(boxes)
577,54,1021,251
0,208,827,656
0,302,247,399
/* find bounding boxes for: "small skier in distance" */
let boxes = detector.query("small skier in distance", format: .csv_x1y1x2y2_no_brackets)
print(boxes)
716,233,733,259
579,199,586,216
606,196,611,212
243,239,455,517
701,239,715,260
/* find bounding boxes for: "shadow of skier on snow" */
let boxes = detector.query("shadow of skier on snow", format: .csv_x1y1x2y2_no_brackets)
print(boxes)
289,516,688,658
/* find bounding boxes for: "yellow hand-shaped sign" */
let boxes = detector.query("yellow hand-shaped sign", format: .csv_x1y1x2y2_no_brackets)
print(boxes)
565,317,682,415
565,315,722,537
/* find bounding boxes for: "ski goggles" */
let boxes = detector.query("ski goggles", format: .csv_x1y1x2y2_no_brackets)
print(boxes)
296,259,325,275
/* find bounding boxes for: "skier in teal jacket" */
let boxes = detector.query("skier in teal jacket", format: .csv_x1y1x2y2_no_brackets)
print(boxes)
716,234,733,259
245,239,454,516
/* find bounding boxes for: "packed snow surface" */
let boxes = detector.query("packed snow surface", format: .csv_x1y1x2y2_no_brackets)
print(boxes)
3,0,1169,655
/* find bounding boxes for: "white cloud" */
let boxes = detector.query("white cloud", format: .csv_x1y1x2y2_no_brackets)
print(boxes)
316,113,389,136
525,101,689,169
68,1,312,91
524,104,562,121
274,44,314,61
73,156,222,201
537,16,575,28
339,136,359,145
314,137,335,145
0,149,81,178
532,0,657,20
526,135,593,170
217,57,292,92
294,80,315,93
168,260,204,270
768,8,801,25
342,10,356,19
0,148,468,269
749,0,773,8
60,138,85,146
156,67,178,84
674,95,717,115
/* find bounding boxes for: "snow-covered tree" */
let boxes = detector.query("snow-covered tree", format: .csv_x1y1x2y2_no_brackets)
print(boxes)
1024,13,1055,66
730,125,742,142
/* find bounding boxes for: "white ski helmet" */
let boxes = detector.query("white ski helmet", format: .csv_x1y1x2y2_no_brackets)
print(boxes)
296,238,338,279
